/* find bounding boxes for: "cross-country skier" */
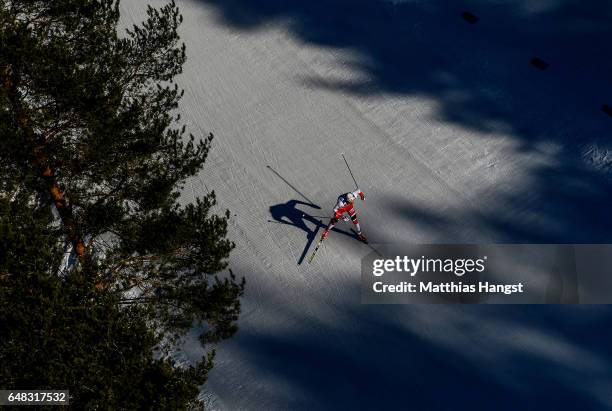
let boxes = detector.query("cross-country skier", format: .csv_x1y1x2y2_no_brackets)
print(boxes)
321,189,367,242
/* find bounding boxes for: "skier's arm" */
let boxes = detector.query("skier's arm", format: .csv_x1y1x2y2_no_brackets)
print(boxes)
351,189,365,201
332,203,341,219
332,199,344,221
333,197,344,213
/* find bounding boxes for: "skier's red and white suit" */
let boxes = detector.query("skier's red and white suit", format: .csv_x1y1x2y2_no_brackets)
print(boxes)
321,189,364,239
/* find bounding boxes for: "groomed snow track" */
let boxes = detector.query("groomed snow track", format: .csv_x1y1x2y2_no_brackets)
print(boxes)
121,1,612,409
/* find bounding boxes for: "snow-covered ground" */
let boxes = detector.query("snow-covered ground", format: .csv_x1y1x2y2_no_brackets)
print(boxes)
121,1,612,409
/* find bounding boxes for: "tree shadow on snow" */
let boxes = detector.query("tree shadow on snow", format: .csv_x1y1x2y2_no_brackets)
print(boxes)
198,0,612,243
211,280,612,410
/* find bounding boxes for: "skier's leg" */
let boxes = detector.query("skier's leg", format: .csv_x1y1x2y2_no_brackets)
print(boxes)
349,209,361,234
321,216,338,239
349,210,367,242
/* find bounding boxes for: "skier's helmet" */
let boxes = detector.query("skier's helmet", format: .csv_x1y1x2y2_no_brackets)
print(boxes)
346,192,355,203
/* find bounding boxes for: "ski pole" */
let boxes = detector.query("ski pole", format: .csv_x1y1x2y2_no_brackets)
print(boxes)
303,214,353,223
341,153,359,190
302,214,331,219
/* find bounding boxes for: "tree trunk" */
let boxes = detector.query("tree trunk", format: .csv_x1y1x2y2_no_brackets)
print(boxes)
2,66,86,259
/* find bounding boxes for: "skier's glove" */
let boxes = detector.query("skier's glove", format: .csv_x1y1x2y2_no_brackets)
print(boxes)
359,191,365,200
342,216,351,222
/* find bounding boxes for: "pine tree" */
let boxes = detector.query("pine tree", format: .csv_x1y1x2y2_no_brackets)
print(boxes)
0,0,244,406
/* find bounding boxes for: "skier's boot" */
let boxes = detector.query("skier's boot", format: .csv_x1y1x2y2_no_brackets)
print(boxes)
356,233,368,243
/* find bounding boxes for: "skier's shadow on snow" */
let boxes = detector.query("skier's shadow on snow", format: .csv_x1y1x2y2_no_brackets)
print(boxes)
269,199,355,265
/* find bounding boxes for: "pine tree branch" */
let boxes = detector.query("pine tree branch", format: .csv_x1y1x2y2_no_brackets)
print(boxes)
107,248,189,293
119,296,184,310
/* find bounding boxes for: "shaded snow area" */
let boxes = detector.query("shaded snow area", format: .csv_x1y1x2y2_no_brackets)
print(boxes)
121,1,612,409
